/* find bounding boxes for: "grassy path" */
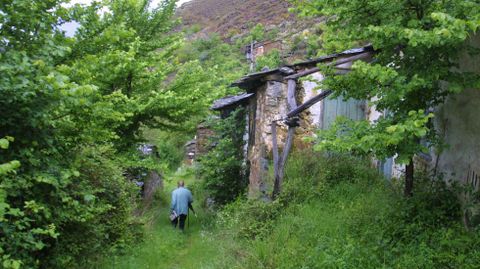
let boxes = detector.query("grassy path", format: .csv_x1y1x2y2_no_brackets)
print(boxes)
100,170,222,269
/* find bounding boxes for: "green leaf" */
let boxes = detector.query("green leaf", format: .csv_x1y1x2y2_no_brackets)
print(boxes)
84,194,96,203
0,139,9,149
386,126,397,133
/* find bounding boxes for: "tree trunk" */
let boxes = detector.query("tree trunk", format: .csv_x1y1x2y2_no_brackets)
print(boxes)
404,158,414,197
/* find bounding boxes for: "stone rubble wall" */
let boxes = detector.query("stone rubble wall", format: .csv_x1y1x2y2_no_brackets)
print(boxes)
247,80,322,197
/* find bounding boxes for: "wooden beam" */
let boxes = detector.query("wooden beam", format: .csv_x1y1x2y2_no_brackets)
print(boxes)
286,79,297,111
271,121,280,189
272,79,298,199
284,52,372,80
334,66,352,71
279,127,295,179
287,90,333,118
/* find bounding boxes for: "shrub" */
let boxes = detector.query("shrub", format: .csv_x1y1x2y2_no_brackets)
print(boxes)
198,108,248,206
255,50,283,71
217,198,282,240
280,150,380,205
216,149,480,268
0,145,141,269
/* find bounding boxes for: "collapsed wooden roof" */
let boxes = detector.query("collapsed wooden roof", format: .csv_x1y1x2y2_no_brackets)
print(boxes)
211,45,375,111
211,92,254,111
231,45,374,90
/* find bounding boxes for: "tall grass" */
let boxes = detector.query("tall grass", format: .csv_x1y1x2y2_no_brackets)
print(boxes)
97,150,480,268
97,167,224,269
215,150,480,268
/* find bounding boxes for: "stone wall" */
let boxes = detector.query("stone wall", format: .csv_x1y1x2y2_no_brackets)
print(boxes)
195,123,215,157
247,81,288,197
433,34,480,182
184,140,196,165
246,80,320,197
435,88,480,181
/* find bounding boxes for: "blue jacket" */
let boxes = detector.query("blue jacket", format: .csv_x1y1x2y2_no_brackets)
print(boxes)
170,187,193,216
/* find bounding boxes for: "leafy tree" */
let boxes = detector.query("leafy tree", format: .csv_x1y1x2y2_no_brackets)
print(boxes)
0,0,232,267
141,32,248,170
292,0,480,195
256,49,284,71
199,109,248,206
0,0,251,265
0,137,20,177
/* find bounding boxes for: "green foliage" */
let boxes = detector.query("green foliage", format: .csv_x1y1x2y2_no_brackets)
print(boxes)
0,137,20,177
143,129,190,172
255,49,283,71
291,0,480,162
234,23,279,49
315,111,433,163
216,150,379,240
281,150,379,204
0,0,220,267
173,34,248,130
240,23,265,44
198,109,248,206
98,167,220,269
217,198,282,240
216,150,480,268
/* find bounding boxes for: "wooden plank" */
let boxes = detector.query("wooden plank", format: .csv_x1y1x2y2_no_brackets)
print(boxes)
284,52,372,80
272,79,298,199
286,79,297,111
271,121,280,187
286,90,333,118
279,127,295,179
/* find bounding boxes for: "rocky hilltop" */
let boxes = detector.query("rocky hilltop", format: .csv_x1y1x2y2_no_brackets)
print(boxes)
177,0,295,37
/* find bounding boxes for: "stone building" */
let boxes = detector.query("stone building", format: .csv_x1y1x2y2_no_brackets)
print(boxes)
432,34,480,187
213,34,480,202
213,45,376,197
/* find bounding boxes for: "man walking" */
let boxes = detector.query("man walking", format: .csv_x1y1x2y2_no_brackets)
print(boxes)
170,180,193,231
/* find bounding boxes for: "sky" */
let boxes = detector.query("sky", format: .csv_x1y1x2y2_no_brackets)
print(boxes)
61,0,192,37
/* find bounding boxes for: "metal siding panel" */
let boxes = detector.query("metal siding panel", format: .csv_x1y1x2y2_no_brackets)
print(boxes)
321,96,365,130
323,95,338,129
383,158,393,179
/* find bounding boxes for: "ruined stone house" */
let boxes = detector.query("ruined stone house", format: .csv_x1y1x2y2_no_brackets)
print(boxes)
212,34,480,200
245,40,283,61
183,121,216,164
245,40,284,71
212,45,377,197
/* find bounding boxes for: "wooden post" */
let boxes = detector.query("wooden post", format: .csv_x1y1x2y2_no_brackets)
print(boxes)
271,121,280,191
272,79,298,199
286,79,297,111
250,41,256,72
404,158,414,197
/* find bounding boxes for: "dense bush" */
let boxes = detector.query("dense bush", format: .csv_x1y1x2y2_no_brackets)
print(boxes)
198,109,248,206
217,198,282,240
43,146,141,268
216,149,480,268
280,151,378,205
0,0,206,267
255,49,284,71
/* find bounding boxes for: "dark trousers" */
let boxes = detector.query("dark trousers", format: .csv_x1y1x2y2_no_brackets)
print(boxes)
171,214,187,230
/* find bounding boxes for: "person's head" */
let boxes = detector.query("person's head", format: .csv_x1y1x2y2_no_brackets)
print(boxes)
177,180,185,188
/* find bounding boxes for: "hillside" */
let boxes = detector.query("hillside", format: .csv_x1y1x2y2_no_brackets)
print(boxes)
177,0,295,37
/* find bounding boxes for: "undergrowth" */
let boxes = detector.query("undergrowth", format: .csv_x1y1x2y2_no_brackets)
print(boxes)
214,150,480,268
